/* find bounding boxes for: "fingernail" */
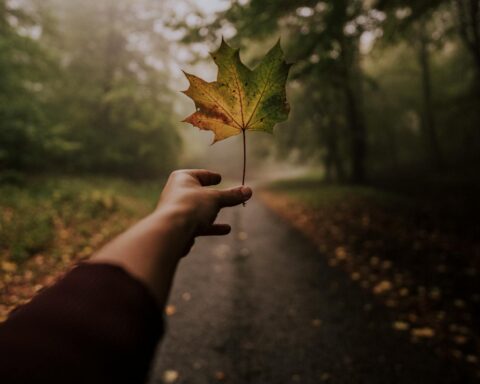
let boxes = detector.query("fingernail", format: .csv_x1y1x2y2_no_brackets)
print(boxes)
241,186,252,199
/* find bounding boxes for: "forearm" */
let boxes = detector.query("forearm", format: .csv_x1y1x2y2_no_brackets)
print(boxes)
90,206,194,308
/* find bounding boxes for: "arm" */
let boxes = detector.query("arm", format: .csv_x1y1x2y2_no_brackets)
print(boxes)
0,170,251,384
90,169,252,307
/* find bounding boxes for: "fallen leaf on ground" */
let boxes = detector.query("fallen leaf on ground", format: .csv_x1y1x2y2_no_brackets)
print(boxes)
165,305,176,316
393,321,410,331
311,318,322,327
162,370,179,383
373,280,393,294
214,371,226,381
411,327,435,338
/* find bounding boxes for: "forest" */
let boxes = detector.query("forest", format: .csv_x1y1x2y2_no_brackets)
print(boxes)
2,0,480,182
1,0,480,383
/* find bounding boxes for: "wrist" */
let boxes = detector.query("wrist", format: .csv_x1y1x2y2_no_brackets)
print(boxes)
148,204,196,258
152,204,195,233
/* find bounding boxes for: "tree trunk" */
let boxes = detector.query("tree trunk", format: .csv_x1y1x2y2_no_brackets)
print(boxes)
344,85,366,183
325,119,346,183
418,21,444,170
456,0,480,91
340,38,367,184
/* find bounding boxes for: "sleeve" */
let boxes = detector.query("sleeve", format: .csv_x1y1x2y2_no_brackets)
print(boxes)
0,263,164,384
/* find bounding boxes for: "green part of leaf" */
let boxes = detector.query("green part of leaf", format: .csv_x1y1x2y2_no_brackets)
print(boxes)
182,39,291,143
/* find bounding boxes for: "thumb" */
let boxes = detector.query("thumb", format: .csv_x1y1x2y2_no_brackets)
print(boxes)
216,186,252,207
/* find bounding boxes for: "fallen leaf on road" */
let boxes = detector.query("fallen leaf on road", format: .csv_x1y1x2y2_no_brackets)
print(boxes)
162,370,179,383
369,256,380,266
373,280,393,294
335,246,347,260
350,272,361,281
165,305,176,316
466,355,478,364
213,244,230,258
453,335,468,345
411,327,435,338
393,321,410,331
381,260,392,269
238,231,248,241
311,318,322,327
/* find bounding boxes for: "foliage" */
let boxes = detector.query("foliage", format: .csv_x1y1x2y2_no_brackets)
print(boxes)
0,0,182,178
196,0,480,182
182,39,291,143
0,0,54,171
0,176,160,320
0,176,163,261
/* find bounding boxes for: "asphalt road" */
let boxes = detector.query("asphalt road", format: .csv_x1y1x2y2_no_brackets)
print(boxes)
148,197,474,384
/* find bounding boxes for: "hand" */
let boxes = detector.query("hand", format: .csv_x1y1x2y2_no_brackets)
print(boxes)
157,169,252,238
90,169,252,307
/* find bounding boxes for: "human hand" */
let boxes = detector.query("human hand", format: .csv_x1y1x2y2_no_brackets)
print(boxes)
156,169,252,240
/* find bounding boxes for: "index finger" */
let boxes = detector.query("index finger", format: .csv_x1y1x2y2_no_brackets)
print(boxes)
185,169,222,186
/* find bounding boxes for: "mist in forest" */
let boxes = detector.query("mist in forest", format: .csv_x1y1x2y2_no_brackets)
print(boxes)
2,0,478,183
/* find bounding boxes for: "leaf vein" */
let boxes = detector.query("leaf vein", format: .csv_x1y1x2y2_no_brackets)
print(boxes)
201,87,243,130
244,64,276,129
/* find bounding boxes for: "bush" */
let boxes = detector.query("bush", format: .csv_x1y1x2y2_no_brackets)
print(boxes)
0,191,54,263
0,171,26,187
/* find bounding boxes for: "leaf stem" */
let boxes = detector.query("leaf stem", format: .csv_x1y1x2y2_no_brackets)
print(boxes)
242,128,246,186
242,128,246,207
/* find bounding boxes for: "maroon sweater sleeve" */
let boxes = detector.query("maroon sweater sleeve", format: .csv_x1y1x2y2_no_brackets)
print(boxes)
0,263,164,384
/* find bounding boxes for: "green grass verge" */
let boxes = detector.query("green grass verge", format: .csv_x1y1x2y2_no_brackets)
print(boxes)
0,177,163,264
267,176,410,209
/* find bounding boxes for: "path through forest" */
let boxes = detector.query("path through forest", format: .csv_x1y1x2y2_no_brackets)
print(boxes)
149,196,474,384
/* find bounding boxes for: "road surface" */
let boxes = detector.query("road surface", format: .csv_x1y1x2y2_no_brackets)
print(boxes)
148,197,474,384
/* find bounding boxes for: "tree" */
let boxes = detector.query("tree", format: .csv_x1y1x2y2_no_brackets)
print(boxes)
368,1,450,169
212,0,371,182
455,0,480,83
416,19,444,169
379,0,480,89
44,0,181,177
0,0,53,172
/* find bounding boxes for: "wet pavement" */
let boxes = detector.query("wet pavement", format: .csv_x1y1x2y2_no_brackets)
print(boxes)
149,196,474,384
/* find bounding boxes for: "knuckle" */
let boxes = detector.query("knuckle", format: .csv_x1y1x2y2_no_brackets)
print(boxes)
171,170,183,177
211,189,222,202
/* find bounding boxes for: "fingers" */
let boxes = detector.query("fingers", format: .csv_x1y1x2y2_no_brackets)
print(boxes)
184,169,221,186
216,186,252,207
200,224,231,236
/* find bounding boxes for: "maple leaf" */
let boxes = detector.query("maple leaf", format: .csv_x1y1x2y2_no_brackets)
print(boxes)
181,38,291,185
182,38,291,143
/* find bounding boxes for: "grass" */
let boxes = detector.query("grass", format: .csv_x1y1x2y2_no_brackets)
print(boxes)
0,176,162,264
267,176,411,209
0,175,166,321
